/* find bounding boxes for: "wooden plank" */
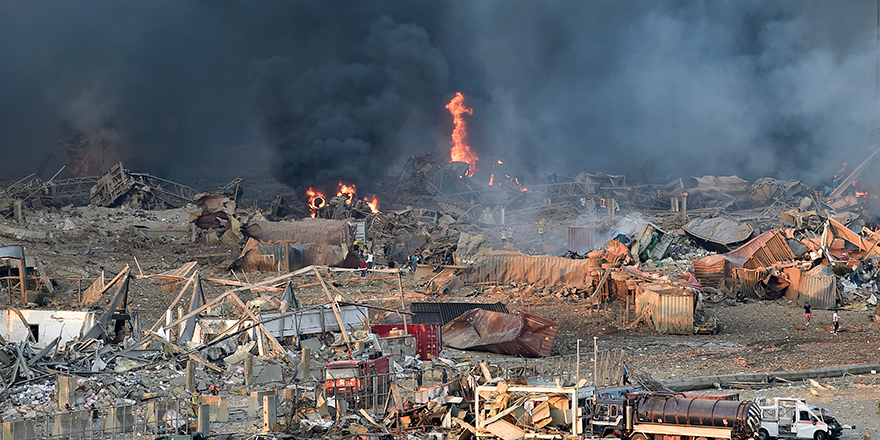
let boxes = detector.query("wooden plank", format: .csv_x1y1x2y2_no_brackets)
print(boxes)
482,397,527,426
485,419,524,440
453,417,477,434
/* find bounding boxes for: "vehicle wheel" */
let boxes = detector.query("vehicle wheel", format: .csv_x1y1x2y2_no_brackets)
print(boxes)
815,432,828,440
631,433,651,440
757,430,770,440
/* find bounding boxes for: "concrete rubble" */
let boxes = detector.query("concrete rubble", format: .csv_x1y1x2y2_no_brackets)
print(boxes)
0,155,880,439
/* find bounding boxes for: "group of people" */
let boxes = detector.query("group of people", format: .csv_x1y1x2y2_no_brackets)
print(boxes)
804,302,840,334
355,239,422,273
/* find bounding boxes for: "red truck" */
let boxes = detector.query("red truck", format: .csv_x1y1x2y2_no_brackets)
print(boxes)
324,354,393,406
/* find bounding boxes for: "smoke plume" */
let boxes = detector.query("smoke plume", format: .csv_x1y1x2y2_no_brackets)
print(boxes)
1,1,879,190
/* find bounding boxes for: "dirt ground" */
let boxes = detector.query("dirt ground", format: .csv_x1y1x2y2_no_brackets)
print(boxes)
3,206,880,437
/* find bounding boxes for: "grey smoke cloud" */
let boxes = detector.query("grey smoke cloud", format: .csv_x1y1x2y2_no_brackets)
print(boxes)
0,1,877,190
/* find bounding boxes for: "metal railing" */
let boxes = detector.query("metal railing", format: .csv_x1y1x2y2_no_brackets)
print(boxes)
0,398,187,440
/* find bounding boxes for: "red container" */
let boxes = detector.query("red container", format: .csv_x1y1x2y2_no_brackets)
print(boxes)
370,323,441,361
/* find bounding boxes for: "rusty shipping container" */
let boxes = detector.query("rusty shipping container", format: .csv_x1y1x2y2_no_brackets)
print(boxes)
635,283,694,334
800,265,838,309
567,226,601,253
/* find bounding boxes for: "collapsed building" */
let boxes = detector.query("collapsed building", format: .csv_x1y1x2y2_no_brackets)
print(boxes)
0,148,879,439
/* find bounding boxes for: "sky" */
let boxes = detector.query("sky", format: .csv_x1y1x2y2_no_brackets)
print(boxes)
1,1,880,194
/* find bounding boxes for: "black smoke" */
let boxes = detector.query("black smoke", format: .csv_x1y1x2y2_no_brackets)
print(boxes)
1,1,879,191
249,15,450,194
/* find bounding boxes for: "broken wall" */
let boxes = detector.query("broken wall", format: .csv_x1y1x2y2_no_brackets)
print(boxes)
0,310,95,345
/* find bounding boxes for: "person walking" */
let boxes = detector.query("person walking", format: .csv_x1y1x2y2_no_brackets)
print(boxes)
804,302,811,326
622,363,631,385
366,251,374,272
832,311,840,334
89,403,100,434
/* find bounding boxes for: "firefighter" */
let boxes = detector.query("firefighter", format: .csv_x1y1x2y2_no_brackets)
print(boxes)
537,221,544,242
501,228,508,243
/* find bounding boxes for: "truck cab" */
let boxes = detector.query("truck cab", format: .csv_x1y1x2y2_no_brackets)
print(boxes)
756,398,843,440
324,353,392,405
590,398,628,438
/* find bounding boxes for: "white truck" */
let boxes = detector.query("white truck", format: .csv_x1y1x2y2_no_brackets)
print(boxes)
754,397,848,440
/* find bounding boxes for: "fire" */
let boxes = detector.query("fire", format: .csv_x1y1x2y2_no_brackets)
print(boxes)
364,195,379,213
337,183,356,204
521,187,528,192
856,191,868,198
497,160,503,165
489,174,494,186
306,188,326,218
446,92,479,177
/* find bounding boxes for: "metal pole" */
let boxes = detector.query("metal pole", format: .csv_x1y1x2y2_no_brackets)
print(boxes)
593,336,598,402
576,339,581,386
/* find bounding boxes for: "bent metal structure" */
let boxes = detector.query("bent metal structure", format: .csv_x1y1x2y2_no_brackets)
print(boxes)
441,309,559,357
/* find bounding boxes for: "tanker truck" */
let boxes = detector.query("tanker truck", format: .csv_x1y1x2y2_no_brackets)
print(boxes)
591,392,762,440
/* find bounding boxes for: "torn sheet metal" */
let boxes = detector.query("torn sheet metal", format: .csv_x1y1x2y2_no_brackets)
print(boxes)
246,218,352,246
410,301,509,325
441,309,559,357
459,252,599,288
727,229,796,269
684,217,754,247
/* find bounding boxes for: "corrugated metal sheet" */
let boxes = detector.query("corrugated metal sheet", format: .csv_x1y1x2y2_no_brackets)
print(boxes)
693,254,731,288
567,226,601,253
733,267,768,297
726,229,795,267
410,301,509,325
256,242,304,272
635,283,694,335
801,267,837,309
252,219,352,245
459,252,597,288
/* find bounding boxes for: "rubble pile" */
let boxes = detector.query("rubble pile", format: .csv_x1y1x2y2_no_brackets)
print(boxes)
1,151,880,438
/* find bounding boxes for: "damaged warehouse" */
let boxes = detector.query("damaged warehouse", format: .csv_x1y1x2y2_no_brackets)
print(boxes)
4,2,880,437
0,154,877,438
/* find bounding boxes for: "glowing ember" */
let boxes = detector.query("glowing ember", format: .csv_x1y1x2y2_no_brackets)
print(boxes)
446,92,479,177
489,174,494,186
497,160,503,165
337,183,357,204
856,191,868,198
364,195,379,213
306,188,326,218
521,187,528,192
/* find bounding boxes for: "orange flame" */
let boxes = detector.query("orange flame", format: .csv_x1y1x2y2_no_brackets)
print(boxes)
446,92,478,177
852,179,858,187
306,188,326,218
497,160,503,165
521,187,528,192
364,195,379,213
856,191,868,198
489,174,494,186
337,183,356,204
